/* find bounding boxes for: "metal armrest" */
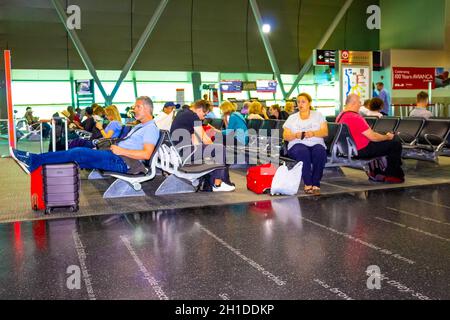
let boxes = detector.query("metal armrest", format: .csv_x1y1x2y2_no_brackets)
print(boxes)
424,134,445,151
346,137,358,160
176,144,199,166
396,132,416,145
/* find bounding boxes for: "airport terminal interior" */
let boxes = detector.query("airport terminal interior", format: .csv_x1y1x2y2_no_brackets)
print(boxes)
1,0,450,301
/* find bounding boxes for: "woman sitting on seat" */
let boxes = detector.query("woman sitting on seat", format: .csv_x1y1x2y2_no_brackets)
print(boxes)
219,101,249,146
247,101,269,120
69,105,123,149
269,104,289,120
284,101,296,115
283,93,328,195
96,105,123,139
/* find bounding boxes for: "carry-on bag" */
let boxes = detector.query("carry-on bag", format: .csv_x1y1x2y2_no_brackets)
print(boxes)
31,166,45,211
246,163,277,194
43,163,80,214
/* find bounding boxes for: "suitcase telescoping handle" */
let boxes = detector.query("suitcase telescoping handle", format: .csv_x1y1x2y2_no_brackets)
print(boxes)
51,117,69,152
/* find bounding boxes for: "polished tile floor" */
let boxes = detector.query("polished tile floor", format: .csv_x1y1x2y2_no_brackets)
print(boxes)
1,184,449,300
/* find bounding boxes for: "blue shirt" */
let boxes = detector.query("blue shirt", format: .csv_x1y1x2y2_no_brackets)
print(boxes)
205,112,216,119
378,89,391,115
104,120,123,139
118,120,160,150
222,112,249,145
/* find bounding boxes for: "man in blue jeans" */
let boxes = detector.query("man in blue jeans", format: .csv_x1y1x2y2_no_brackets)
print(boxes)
11,96,160,175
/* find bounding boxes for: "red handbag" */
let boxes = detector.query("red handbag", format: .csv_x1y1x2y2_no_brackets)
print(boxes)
246,163,277,194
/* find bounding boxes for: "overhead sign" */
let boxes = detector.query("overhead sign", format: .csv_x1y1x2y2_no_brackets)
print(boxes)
392,67,435,90
340,51,372,65
220,80,243,93
256,80,277,93
314,50,336,66
242,81,257,91
176,88,185,106
315,50,380,69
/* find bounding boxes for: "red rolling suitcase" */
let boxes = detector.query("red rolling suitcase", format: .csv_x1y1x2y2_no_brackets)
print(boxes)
246,163,277,194
31,166,45,211
42,163,80,214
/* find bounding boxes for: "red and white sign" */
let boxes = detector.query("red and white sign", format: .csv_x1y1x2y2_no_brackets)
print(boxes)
341,50,349,63
392,67,435,90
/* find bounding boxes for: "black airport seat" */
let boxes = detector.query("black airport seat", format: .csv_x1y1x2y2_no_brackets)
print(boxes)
395,118,425,145
324,123,342,157
247,119,264,131
326,116,337,123
364,117,379,129
373,117,400,134
259,120,277,137
415,120,450,151
402,119,450,162
330,123,382,169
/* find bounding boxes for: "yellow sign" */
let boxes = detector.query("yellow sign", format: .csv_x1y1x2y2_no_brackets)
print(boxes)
340,50,372,65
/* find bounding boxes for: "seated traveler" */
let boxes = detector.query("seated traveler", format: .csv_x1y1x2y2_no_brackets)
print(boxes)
409,91,433,119
24,107,51,139
247,101,269,120
11,96,160,176
284,101,296,115
170,99,235,192
283,93,328,195
337,94,404,183
218,100,249,146
96,105,123,139
69,105,123,149
269,104,289,120
154,101,177,131
360,98,384,118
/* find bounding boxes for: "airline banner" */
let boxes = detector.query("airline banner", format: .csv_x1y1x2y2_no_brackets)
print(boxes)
392,67,435,90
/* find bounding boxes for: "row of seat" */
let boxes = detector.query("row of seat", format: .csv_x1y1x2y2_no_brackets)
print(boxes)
207,116,450,163
90,116,450,199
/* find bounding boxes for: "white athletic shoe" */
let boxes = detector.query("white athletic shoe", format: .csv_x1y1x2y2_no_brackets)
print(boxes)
212,182,236,192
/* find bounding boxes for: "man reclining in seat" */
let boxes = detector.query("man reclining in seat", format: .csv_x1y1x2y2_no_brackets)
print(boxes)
11,96,160,175
337,94,404,183
170,99,235,192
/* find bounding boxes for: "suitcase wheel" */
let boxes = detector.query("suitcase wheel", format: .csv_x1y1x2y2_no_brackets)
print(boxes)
45,208,52,214
70,205,79,212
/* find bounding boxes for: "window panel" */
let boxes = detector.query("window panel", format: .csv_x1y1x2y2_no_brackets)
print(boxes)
12,81,72,105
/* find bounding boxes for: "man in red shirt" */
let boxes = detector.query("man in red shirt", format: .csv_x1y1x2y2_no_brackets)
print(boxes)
337,94,404,183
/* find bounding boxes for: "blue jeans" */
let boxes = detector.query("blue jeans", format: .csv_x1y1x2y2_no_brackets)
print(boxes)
287,144,327,187
33,148,128,173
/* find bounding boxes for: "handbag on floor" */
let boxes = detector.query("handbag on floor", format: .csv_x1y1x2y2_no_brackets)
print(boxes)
271,162,303,196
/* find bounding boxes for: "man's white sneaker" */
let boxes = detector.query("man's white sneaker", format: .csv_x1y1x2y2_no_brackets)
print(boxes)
212,182,236,192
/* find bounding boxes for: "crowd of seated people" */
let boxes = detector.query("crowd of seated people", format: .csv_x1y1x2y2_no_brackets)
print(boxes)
12,89,448,198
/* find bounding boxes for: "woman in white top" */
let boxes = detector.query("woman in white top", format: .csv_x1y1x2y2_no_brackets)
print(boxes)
283,93,328,195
